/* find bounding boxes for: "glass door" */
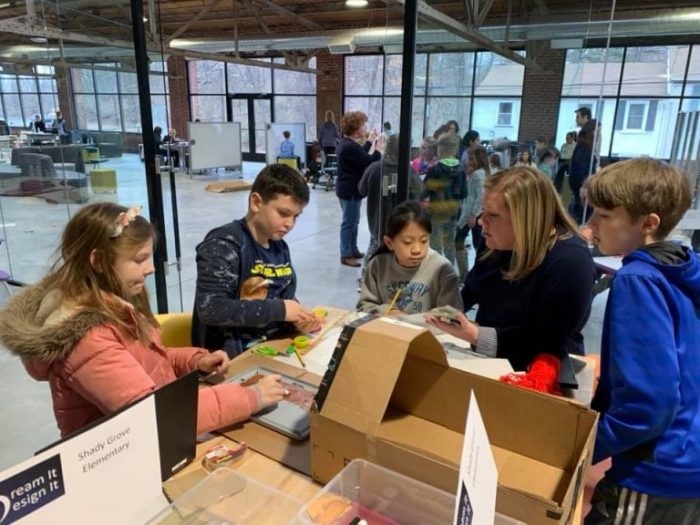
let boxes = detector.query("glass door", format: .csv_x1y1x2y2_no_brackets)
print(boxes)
228,94,272,162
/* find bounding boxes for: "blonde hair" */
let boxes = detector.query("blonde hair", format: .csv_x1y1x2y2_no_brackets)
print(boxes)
483,167,581,281
587,157,691,240
340,111,368,136
51,203,157,341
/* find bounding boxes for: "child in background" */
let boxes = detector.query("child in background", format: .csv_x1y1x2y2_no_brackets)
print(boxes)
516,150,536,168
554,131,577,193
410,136,437,178
0,203,286,438
537,148,559,180
279,130,295,158
489,153,502,174
585,157,700,524
357,201,462,315
193,165,321,357
422,132,467,264
455,146,490,275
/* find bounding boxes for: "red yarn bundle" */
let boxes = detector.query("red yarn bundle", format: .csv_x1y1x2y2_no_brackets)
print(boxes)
499,353,562,395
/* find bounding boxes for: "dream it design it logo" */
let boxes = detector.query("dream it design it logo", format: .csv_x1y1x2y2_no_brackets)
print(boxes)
0,455,65,524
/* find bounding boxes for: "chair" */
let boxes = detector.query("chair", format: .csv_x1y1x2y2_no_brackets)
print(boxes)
81,146,108,168
276,157,300,171
313,154,337,191
155,312,193,347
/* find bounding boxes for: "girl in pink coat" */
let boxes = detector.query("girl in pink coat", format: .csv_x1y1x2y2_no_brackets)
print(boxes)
0,203,285,438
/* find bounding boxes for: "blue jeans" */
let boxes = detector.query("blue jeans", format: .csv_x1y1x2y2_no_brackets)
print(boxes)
339,198,361,258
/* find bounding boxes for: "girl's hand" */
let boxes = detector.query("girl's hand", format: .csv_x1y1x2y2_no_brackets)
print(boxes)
424,312,479,345
253,374,286,410
197,350,230,374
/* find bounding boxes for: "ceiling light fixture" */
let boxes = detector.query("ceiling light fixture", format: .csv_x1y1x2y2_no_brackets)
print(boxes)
143,16,148,22
345,0,368,7
30,36,48,43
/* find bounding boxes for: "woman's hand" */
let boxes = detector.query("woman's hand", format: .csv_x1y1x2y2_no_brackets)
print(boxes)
196,350,230,374
254,374,286,410
424,311,479,345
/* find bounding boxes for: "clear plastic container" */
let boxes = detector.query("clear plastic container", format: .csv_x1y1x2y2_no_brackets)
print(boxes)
147,467,303,525
293,459,524,525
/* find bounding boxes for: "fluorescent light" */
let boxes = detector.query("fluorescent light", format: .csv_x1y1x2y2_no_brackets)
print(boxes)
346,0,368,7
0,3,11,8
30,36,48,43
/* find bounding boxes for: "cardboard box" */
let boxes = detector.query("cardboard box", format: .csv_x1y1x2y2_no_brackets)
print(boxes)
310,317,598,525
220,353,322,476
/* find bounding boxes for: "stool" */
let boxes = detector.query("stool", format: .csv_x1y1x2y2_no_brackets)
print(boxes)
89,168,117,193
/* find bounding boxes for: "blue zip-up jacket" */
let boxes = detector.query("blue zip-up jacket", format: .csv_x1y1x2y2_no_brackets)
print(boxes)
592,245,700,498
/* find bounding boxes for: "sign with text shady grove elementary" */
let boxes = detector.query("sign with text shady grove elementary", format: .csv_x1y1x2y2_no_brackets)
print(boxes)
0,397,166,524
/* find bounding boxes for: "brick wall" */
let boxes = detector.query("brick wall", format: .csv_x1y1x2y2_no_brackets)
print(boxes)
167,55,191,139
316,53,343,128
518,41,566,145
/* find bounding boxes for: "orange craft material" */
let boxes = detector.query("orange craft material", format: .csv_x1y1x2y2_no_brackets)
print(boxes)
499,353,562,395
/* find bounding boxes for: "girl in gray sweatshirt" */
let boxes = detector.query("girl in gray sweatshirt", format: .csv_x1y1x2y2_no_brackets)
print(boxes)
357,201,463,315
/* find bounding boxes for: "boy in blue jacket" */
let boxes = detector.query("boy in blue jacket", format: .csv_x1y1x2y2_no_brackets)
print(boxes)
585,157,700,524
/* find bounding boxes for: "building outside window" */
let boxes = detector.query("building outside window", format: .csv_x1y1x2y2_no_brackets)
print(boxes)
558,45,699,159
344,51,524,146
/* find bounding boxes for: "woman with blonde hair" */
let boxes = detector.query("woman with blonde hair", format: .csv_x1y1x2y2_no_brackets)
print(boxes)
427,167,595,375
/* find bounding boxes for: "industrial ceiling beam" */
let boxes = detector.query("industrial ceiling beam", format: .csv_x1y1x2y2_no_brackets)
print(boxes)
476,0,497,26
533,0,549,16
166,0,228,43
166,47,319,74
397,0,538,69
252,0,322,31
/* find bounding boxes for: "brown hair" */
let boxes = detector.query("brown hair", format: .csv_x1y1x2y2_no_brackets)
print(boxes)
340,111,368,136
470,146,491,174
483,167,581,281
250,164,309,205
51,203,157,341
587,157,692,240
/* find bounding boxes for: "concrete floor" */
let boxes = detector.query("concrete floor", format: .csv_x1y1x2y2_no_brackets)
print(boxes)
0,154,607,470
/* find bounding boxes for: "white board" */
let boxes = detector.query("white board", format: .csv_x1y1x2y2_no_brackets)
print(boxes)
188,121,242,170
265,123,306,167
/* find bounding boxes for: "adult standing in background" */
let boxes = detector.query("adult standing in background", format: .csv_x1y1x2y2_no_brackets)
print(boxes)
336,111,381,267
52,111,71,144
569,107,600,224
318,110,340,157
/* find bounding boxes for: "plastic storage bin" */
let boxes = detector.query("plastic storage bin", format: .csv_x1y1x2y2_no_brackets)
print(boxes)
293,459,523,525
147,467,304,524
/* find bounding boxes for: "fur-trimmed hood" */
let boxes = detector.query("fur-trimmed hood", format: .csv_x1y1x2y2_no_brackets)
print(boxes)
0,278,112,365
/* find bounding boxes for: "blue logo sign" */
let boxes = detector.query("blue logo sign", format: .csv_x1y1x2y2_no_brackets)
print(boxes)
0,455,65,524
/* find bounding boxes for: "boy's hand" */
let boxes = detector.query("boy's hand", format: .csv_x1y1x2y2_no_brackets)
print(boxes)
196,350,230,374
253,374,286,410
284,300,322,332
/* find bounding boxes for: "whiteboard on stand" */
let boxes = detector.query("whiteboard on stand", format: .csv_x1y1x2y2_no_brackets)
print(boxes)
188,121,242,170
265,123,306,167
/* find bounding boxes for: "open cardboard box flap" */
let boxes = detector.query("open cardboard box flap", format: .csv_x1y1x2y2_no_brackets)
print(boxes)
312,317,598,524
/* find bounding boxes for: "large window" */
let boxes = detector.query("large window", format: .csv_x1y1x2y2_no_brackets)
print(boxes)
558,45,700,159
344,51,524,145
188,58,317,140
70,61,168,132
0,65,58,127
